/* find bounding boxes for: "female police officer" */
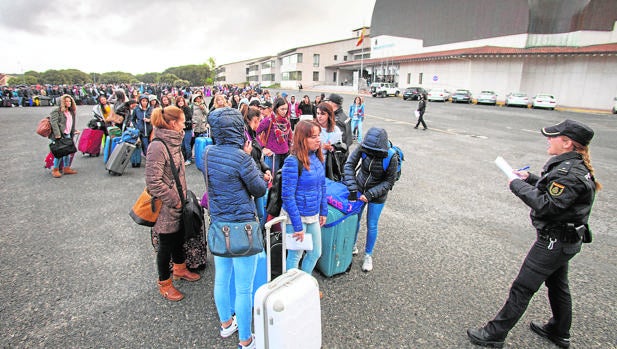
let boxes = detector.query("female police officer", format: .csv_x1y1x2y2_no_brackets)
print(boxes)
467,119,601,348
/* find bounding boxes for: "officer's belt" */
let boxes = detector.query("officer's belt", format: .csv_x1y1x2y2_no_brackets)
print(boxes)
538,223,586,243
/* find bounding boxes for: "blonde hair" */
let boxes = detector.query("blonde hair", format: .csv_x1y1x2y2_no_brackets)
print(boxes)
150,106,184,130
59,94,76,113
572,140,602,191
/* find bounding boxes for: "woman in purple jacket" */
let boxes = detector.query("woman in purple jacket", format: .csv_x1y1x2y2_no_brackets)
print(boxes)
256,97,292,174
281,120,328,274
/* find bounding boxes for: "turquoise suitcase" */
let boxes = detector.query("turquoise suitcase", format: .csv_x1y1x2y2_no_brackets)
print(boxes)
316,205,361,277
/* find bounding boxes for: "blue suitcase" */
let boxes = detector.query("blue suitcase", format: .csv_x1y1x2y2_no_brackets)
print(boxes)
194,135,213,172
316,205,361,277
104,137,123,163
130,146,142,167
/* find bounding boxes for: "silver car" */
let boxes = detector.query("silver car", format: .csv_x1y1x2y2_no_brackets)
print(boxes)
505,92,529,108
476,91,498,105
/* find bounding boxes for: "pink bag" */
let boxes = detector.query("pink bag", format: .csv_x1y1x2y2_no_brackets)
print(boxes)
44,151,74,169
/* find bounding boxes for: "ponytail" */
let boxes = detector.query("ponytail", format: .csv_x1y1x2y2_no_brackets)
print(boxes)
574,142,602,191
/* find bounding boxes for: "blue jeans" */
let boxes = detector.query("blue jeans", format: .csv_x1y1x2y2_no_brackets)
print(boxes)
263,153,288,175
182,130,193,161
351,119,363,141
52,134,72,168
355,202,385,255
285,221,322,274
213,254,258,342
140,136,150,156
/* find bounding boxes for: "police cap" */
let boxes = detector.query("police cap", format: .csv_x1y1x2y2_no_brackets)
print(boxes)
541,119,594,146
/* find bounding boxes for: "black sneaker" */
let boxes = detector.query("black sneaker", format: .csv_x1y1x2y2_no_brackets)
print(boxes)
530,321,570,348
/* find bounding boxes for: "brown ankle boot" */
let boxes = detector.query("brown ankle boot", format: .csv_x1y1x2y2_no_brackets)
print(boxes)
63,167,77,175
173,262,201,282
52,168,62,178
158,278,184,301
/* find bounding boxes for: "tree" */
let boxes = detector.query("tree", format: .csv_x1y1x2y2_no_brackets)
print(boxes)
136,72,161,84
158,73,179,85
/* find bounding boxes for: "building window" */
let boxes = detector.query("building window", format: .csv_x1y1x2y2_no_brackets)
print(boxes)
313,54,320,67
334,55,338,61
313,71,319,81
343,56,347,61
282,71,302,81
418,73,423,85
297,53,303,63
333,72,337,82
407,73,411,85
262,74,274,81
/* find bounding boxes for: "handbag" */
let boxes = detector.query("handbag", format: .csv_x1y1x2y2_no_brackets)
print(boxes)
257,117,273,146
152,138,205,240
129,188,162,227
36,117,52,137
49,137,77,158
325,149,343,182
203,148,264,257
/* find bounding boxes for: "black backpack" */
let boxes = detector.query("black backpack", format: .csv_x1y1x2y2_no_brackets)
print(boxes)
266,156,303,217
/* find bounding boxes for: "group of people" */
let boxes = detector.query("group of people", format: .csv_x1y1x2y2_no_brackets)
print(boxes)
45,85,600,348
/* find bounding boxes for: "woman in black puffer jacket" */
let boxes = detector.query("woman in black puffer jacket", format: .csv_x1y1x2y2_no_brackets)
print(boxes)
343,127,398,272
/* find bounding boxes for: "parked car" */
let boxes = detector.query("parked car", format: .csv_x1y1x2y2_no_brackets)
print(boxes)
427,88,450,102
505,92,529,108
451,89,472,103
371,82,400,97
532,94,557,110
612,97,617,114
403,87,427,101
476,90,498,105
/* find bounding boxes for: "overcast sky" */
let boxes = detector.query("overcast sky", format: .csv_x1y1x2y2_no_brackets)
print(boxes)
0,0,376,75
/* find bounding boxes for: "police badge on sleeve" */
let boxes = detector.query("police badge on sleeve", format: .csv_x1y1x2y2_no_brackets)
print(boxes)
549,182,565,196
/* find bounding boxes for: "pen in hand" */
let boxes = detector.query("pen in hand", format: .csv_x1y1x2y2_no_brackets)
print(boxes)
517,166,530,171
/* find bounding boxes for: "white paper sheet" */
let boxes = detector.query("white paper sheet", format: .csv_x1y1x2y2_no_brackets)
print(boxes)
285,233,313,251
494,156,519,181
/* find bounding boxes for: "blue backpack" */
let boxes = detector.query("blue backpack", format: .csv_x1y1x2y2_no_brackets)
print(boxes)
362,141,404,181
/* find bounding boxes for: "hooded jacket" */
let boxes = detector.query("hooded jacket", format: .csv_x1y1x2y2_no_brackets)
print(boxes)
49,94,77,139
145,127,186,234
131,96,153,137
344,127,398,203
205,107,267,222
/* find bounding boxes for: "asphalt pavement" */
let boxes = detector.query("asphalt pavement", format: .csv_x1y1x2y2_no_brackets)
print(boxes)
1,95,615,348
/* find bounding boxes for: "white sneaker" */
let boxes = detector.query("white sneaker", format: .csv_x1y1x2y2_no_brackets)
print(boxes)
238,334,255,349
352,245,359,256
184,160,192,166
362,254,373,272
220,316,238,338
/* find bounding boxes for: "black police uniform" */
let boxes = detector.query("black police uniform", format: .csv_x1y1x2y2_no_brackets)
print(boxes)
485,151,596,340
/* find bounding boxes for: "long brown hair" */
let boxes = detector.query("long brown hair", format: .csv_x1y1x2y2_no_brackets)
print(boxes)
316,102,335,132
572,140,602,191
291,120,324,171
59,94,76,113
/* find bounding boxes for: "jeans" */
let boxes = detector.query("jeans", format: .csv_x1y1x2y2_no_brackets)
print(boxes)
52,134,72,168
355,202,385,255
264,153,288,175
182,130,193,161
140,136,150,156
485,237,581,338
351,119,363,141
285,221,322,274
213,254,258,342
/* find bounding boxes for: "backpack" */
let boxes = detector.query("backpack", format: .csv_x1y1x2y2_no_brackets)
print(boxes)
361,141,404,181
266,156,303,217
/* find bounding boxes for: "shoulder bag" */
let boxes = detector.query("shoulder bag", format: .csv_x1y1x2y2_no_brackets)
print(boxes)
36,117,52,137
257,117,273,147
153,138,205,240
49,137,77,158
129,187,162,227
204,148,263,257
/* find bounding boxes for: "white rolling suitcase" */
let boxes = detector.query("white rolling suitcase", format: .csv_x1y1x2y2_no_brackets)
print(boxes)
254,216,322,349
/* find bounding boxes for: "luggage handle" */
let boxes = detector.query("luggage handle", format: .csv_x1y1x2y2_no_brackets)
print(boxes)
264,215,288,282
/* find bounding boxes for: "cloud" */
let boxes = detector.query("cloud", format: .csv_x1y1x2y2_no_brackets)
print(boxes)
0,0,375,74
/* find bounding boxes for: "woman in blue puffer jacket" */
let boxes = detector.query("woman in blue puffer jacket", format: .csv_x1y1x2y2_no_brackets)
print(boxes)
281,120,328,274
204,107,267,349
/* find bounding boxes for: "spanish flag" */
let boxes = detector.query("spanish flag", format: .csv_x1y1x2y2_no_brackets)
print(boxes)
356,28,365,47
